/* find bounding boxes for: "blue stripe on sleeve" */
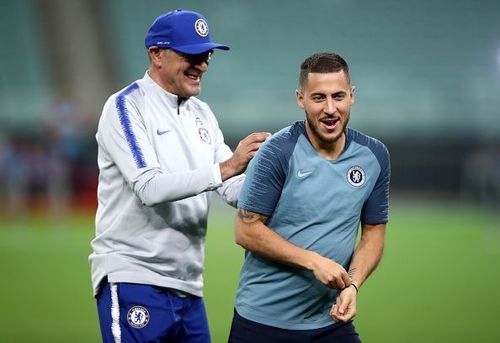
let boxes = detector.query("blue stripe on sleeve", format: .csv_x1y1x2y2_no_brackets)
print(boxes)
115,82,146,169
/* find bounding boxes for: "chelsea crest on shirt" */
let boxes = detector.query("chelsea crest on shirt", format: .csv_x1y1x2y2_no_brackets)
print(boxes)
347,166,366,187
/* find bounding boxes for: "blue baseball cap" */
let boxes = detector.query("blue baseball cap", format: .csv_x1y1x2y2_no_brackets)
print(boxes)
145,9,229,54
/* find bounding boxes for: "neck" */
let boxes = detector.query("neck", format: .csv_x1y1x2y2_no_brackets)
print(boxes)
147,67,177,96
305,123,346,160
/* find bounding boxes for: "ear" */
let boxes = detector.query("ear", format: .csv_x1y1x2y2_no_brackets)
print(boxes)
350,85,356,106
148,47,163,67
295,89,305,109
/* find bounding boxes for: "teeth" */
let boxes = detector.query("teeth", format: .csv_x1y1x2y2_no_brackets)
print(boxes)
185,70,200,80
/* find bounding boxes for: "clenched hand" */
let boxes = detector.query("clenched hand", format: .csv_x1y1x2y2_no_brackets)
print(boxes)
309,251,351,289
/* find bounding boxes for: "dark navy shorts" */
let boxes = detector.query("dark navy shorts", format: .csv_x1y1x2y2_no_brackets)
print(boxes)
228,309,361,343
96,281,210,343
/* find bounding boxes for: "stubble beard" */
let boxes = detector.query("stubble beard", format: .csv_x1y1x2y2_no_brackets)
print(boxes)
305,111,350,146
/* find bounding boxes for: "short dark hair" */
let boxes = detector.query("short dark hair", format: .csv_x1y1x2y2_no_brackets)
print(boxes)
299,52,350,89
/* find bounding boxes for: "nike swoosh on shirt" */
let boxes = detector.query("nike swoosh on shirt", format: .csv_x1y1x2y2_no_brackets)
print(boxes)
297,169,314,179
156,128,171,136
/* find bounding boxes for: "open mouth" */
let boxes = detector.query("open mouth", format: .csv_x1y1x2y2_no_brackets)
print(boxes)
320,117,340,131
185,69,201,82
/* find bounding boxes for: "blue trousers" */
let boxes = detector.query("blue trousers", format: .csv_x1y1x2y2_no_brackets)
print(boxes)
96,281,210,343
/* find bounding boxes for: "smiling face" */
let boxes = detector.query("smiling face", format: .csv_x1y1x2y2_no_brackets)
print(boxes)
296,70,355,154
148,48,212,97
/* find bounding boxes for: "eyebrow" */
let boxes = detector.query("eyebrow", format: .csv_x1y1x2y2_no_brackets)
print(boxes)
310,90,347,97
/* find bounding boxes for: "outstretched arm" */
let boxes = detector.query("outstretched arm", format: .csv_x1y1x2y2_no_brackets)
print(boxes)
331,223,386,322
235,208,352,290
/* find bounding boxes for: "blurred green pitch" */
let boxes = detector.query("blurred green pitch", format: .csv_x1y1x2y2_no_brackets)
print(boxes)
0,199,498,343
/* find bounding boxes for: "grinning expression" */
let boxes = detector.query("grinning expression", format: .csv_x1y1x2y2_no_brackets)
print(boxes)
296,70,355,151
151,49,211,98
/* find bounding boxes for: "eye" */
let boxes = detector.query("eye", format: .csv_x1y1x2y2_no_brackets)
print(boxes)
311,95,324,102
333,93,347,101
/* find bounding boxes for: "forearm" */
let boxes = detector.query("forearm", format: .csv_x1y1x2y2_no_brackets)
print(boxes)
235,211,317,270
348,223,386,289
134,165,220,206
220,159,242,182
235,208,352,289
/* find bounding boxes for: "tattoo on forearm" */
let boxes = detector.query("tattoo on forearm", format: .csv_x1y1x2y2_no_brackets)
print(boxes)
348,268,357,279
237,209,264,224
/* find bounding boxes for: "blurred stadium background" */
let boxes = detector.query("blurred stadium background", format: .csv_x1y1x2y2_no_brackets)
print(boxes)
1,0,499,342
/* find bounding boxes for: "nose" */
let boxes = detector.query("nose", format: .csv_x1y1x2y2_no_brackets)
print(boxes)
195,60,209,72
324,98,336,115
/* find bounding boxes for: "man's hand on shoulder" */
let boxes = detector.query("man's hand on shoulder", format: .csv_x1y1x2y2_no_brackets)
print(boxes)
220,132,270,181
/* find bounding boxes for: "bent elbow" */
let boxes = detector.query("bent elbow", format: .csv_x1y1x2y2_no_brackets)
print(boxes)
136,184,162,207
235,236,249,249
234,228,245,247
234,223,250,249
141,197,161,207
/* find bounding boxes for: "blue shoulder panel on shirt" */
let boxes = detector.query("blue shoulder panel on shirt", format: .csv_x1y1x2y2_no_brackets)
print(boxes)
239,121,305,216
115,83,145,169
347,128,391,224
347,128,390,172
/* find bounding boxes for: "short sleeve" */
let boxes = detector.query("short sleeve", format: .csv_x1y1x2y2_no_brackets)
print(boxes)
238,125,300,216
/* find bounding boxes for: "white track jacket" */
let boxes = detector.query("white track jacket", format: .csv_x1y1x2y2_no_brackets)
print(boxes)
89,72,243,297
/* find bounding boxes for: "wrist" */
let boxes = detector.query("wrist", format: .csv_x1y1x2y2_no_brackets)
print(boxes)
220,158,241,181
219,160,234,181
304,250,321,271
350,282,359,293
